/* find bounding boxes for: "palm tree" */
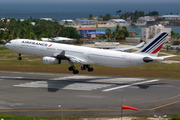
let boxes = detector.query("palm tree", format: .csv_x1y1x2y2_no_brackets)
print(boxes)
105,28,111,40
174,33,180,40
171,31,175,38
115,25,120,32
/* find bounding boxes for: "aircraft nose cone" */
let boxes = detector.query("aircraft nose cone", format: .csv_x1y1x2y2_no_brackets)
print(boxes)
4,42,10,48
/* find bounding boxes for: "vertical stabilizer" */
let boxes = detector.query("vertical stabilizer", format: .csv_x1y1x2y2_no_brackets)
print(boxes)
135,32,168,56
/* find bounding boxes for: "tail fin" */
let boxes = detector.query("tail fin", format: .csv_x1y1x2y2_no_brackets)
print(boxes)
135,32,168,56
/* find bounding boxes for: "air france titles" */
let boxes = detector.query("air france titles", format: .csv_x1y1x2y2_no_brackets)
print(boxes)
21,41,48,47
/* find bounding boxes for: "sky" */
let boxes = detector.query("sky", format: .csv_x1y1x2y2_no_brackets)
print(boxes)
1,0,180,3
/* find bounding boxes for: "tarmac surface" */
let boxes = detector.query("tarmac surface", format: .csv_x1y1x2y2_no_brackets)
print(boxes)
0,71,179,116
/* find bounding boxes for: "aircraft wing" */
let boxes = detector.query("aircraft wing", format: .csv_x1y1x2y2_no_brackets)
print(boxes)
53,51,93,64
109,42,145,51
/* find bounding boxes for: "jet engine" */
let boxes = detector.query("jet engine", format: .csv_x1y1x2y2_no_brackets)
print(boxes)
42,56,59,64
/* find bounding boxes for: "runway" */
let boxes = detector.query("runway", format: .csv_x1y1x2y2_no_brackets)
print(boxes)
0,71,179,116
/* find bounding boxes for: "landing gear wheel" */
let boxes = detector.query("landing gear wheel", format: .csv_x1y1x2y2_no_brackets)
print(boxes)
73,70,79,74
68,66,74,71
18,57,22,60
88,67,94,72
18,53,22,60
81,66,86,70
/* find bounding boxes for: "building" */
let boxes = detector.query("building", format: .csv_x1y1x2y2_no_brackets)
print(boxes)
31,22,35,26
94,21,116,28
86,31,106,39
141,24,171,42
110,19,131,26
74,19,96,27
160,15,180,25
40,18,52,21
76,27,96,37
135,16,155,26
59,19,76,26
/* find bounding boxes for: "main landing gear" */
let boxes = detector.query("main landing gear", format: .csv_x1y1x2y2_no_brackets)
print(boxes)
68,66,79,74
18,54,22,60
81,65,94,72
68,65,94,74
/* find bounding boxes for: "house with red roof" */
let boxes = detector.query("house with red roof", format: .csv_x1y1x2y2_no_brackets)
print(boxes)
76,27,96,37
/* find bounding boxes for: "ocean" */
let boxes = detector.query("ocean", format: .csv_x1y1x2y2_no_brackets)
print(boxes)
97,26,180,35
0,1,180,20
0,1,180,33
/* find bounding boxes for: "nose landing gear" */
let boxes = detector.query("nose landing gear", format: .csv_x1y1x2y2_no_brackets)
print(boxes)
18,54,22,60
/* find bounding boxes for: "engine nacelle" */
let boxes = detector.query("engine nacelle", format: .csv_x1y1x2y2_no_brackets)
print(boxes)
42,56,59,64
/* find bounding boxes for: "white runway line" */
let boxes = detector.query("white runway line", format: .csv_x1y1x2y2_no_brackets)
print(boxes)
103,79,159,92
0,76,23,79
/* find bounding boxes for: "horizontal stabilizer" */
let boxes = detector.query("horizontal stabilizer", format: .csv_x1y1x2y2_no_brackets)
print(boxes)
158,55,176,59
143,55,176,63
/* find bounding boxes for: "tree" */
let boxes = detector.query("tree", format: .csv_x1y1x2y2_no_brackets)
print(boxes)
0,18,80,42
105,28,111,40
89,14,93,20
171,31,175,38
116,10,121,15
115,25,120,32
166,45,171,51
102,14,111,21
112,25,129,40
174,33,180,39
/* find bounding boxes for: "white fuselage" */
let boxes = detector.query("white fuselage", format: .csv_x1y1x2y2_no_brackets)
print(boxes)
5,39,156,67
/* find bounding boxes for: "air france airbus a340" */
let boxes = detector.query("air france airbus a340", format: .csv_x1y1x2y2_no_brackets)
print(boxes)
5,32,175,74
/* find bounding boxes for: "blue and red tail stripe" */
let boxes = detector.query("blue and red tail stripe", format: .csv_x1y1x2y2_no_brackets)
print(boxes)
140,32,168,53
151,43,164,54
135,32,168,56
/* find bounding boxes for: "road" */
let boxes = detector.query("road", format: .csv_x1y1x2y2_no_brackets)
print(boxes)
0,71,179,116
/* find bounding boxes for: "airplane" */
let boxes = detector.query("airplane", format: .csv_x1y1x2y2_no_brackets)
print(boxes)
5,32,175,74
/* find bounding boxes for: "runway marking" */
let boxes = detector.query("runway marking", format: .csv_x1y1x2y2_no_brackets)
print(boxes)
134,85,180,104
0,71,54,76
0,100,179,112
166,85,180,90
102,79,159,92
63,83,111,91
150,100,180,110
51,75,108,80
1,99,180,113
0,109,147,112
14,81,112,91
135,94,180,104
0,76,23,79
